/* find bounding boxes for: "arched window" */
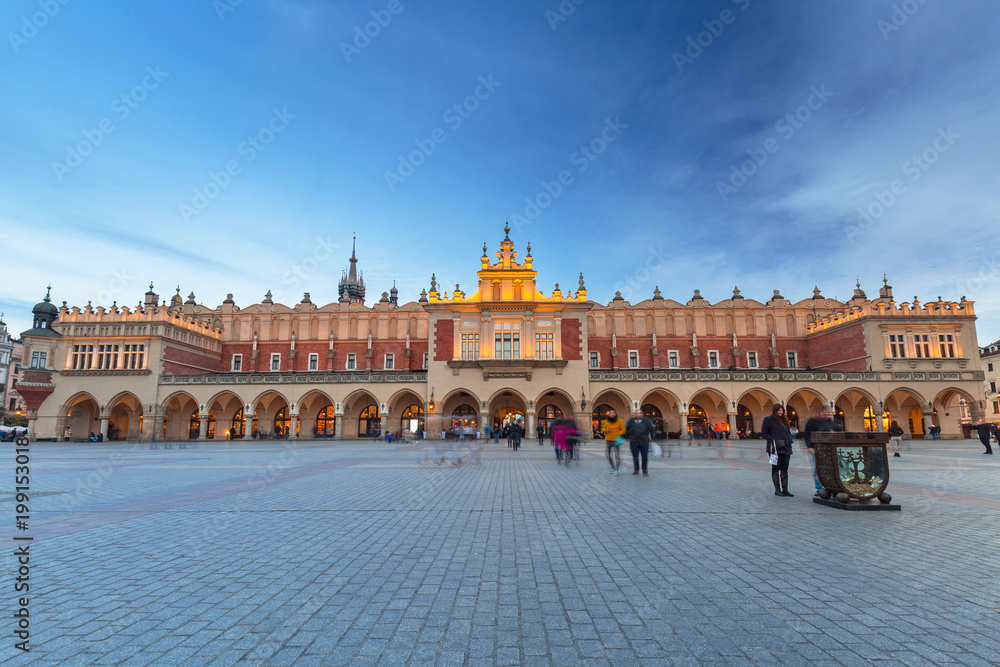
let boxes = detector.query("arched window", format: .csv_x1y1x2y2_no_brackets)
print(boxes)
270,318,280,340
737,404,753,434
745,314,756,336
591,403,615,437
587,316,596,336
317,405,336,437
786,405,799,429
400,404,425,435
863,405,890,432
664,314,674,335
492,282,501,301
641,403,664,437
705,314,715,336
274,407,291,437
537,404,563,435
358,404,380,436
688,404,708,424
451,404,478,430
625,315,634,335
513,281,522,301
786,314,796,336
231,408,246,438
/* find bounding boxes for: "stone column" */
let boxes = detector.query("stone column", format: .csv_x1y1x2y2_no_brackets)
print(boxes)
198,415,208,440
480,410,489,438
334,415,344,440
26,415,37,438
527,412,536,438
923,412,934,438
380,414,389,438
728,412,737,438
100,417,110,440
289,414,299,440
876,410,886,432
680,413,688,439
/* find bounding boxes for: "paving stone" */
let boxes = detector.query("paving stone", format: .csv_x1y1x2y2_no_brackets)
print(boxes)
1,438,996,665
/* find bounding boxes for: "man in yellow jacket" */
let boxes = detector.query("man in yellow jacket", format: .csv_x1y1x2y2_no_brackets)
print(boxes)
601,409,626,475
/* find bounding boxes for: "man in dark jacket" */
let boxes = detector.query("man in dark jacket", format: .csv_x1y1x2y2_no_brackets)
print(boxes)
803,406,841,496
625,410,656,476
976,421,993,454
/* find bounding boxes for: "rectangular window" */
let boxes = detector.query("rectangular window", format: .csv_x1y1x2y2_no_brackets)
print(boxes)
308,353,318,371
346,353,356,370
96,344,118,370
122,344,144,369
938,334,955,358
786,352,798,368
707,350,719,368
30,351,47,369
888,334,907,358
72,344,94,370
589,352,600,368
494,332,520,359
914,334,931,358
991,381,997,394
535,332,554,360
989,362,995,372
628,350,639,368
747,352,758,369
461,333,480,360
231,354,242,372
270,353,281,371
668,350,679,369
994,400,999,414
422,353,428,369
384,353,394,370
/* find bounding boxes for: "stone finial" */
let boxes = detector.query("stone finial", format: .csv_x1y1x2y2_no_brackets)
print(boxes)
482,241,488,256
692,289,703,300
430,273,437,292
503,221,510,239
223,293,235,305
263,290,273,304
772,289,783,300
813,286,822,299
419,288,428,303
732,286,742,299
579,273,586,290
653,286,663,300
302,292,311,303
526,241,532,256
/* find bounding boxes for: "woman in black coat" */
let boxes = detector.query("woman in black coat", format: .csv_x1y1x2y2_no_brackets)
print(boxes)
761,403,795,496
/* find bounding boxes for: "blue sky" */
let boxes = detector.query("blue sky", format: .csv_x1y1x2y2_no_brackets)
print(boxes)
2,0,999,345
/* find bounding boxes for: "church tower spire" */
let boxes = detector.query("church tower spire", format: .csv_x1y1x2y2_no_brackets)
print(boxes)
338,233,366,304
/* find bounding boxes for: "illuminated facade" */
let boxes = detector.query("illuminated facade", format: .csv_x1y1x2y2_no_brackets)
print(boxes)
17,226,989,442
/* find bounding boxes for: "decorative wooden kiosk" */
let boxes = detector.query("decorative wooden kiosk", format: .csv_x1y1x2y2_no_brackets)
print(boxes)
812,432,900,511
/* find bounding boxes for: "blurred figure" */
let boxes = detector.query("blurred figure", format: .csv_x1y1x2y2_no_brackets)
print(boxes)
976,420,993,454
803,406,841,496
511,420,523,450
600,409,625,475
625,410,655,476
887,420,904,457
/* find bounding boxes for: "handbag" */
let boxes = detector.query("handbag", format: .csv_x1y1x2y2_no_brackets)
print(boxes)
614,435,625,447
649,441,662,457
768,439,780,465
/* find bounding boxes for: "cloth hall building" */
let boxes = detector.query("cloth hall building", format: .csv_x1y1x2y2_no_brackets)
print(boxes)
16,227,988,443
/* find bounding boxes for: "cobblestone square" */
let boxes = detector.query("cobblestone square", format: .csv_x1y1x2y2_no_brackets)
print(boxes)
2,437,998,665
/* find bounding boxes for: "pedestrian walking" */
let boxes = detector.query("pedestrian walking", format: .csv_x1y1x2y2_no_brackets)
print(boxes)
536,422,545,445
976,420,993,454
600,409,626,475
761,403,795,497
625,410,655,476
511,420,523,450
887,420,904,457
803,406,840,496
